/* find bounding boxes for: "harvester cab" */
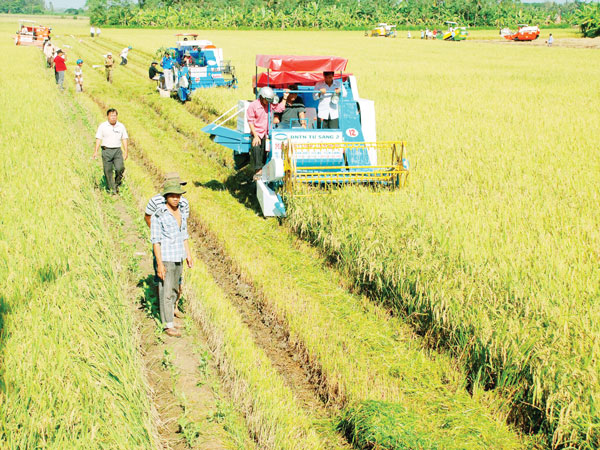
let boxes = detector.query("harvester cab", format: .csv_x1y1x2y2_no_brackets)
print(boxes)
15,20,50,47
202,55,409,218
164,34,237,102
443,22,468,41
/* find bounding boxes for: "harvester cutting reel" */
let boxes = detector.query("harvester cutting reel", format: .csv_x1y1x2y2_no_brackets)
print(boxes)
281,140,409,196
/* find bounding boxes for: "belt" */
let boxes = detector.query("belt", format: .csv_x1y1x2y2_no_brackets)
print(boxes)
101,146,121,150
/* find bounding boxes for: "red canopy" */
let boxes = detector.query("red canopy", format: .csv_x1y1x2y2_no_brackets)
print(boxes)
254,71,350,88
255,55,347,72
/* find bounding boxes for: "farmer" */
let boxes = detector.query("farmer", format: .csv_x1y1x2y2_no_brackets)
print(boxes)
247,86,287,180
93,109,129,195
313,71,345,129
547,33,554,47
104,52,114,83
151,179,193,338
120,46,132,65
149,61,163,80
53,49,67,90
161,51,175,91
95,27,101,38
74,59,84,92
43,38,54,68
275,84,306,129
90,26,94,37
145,173,189,318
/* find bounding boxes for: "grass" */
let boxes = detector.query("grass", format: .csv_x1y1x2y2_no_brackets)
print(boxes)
0,35,156,448
58,25,531,449
4,14,598,448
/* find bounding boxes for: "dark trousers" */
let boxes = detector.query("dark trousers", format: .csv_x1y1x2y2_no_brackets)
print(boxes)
120,57,127,65
250,138,267,171
158,262,183,328
101,146,125,193
318,118,339,129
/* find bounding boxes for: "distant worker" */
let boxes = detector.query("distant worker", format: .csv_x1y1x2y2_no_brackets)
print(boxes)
145,173,190,320
43,38,54,68
53,49,67,91
247,86,287,180
313,71,345,129
547,33,553,47
93,108,129,195
275,84,306,129
451,29,455,40
151,178,193,338
149,61,163,80
161,51,175,91
104,52,114,83
90,26,94,37
95,26,101,38
421,30,424,39
74,59,84,92
120,46,132,65
407,31,412,39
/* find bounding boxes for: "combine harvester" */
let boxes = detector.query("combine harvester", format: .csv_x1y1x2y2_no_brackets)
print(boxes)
14,19,50,47
202,55,409,217
500,24,541,41
367,23,397,37
441,22,468,41
161,34,237,101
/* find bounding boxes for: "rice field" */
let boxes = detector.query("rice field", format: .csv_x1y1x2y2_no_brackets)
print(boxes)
2,14,599,450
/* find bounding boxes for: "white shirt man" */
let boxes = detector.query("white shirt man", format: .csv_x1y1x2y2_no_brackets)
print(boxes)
312,71,346,129
93,109,129,194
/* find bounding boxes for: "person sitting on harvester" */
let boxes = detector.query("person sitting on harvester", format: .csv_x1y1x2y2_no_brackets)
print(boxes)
274,84,306,129
149,61,163,80
313,71,345,129
247,86,287,181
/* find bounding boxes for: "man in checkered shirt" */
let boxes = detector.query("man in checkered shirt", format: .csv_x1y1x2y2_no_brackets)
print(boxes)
151,179,193,337
145,172,189,318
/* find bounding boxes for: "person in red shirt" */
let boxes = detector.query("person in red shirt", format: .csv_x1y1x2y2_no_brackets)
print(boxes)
53,49,67,90
246,86,287,180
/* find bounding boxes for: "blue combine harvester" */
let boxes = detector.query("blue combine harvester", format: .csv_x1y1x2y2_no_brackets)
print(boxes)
163,34,237,101
202,55,409,217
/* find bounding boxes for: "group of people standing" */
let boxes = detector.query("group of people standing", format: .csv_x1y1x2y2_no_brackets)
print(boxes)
43,39,84,92
246,70,344,180
92,108,191,337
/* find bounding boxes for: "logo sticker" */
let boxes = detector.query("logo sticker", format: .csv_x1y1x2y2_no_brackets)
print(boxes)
346,128,358,137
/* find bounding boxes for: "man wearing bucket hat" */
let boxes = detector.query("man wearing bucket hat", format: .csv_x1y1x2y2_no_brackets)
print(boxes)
104,52,114,83
145,173,190,318
246,86,288,180
151,179,193,337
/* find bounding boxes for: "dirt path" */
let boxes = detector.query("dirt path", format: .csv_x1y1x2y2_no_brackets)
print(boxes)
112,201,239,450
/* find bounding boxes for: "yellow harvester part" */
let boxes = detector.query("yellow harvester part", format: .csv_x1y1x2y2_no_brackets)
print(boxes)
282,141,409,196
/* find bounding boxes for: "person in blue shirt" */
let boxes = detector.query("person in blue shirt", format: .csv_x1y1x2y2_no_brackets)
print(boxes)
161,51,175,91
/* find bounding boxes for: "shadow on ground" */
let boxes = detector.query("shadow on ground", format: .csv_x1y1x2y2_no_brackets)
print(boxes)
137,274,160,321
195,165,263,216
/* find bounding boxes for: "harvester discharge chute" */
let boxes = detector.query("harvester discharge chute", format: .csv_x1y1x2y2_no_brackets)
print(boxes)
202,54,409,217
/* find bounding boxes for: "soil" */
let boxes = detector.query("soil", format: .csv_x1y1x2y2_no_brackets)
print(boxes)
112,201,232,450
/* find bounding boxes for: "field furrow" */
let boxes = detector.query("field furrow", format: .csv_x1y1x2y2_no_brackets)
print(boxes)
54,28,530,449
